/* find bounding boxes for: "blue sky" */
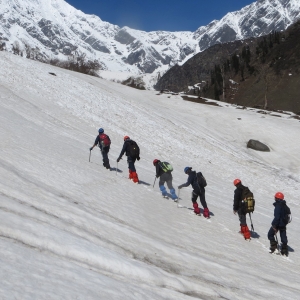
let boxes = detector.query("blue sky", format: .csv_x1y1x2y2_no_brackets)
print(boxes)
66,0,255,31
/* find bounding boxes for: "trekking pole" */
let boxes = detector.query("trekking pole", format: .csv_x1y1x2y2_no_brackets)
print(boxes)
177,189,181,208
89,150,91,162
249,213,255,231
153,177,156,188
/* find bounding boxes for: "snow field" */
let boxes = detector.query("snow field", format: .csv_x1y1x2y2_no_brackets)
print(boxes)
0,51,300,299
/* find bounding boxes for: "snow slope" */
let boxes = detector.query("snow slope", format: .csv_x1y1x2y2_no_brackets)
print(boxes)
0,52,300,299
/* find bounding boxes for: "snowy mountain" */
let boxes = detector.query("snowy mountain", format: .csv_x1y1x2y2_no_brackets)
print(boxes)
0,0,300,79
1,50,300,299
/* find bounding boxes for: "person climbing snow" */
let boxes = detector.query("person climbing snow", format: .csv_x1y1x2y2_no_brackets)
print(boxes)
178,167,210,217
233,179,252,240
268,192,291,256
90,128,111,169
153,159,178,201
117,136,140,183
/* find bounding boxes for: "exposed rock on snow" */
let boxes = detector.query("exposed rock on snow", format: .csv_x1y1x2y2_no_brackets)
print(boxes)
247,139,270,152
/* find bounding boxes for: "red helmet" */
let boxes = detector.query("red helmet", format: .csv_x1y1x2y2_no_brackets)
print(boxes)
124,136,130,141
233,179,241,186
153,159,160,166
275,192,284,200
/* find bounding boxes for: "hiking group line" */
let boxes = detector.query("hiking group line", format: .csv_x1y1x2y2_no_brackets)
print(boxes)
90,128,292,257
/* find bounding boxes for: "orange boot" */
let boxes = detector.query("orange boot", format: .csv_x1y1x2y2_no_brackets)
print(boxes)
132,171,139,183
128,170,133,180
241,225,251,240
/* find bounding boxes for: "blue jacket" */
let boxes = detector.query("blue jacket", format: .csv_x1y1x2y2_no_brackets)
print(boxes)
272,200,287,228
180,170,203,193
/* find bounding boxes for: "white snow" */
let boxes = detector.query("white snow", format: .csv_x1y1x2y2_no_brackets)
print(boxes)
0,52,300,299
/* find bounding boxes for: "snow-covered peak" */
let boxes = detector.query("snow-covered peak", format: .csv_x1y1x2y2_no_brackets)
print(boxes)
0,0,300,86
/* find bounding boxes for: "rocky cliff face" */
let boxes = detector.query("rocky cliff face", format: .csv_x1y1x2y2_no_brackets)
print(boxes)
156,20,300,112
0,0,300,78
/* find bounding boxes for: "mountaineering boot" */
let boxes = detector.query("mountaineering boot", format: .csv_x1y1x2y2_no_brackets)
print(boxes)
239,225,245,235
281,244,288,256
203,208,210,218
104,159,110,169
270,241,278,253
241,225,251,240
170,188,178,201
103,161,110,169
129,170,133,180
132,171,139,183
193,202,200,215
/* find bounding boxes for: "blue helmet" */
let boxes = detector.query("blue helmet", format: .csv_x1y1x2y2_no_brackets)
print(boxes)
184,166,192,174
98,128,104,133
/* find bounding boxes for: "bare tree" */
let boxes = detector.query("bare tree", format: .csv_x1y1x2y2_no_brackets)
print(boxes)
12,41,21,55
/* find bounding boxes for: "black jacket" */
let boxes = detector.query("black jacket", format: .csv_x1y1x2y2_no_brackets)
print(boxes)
118,139,139,160
233,184,245,212
272,200,287,228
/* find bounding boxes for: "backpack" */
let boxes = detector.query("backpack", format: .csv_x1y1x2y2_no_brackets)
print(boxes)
99,133,111,148
241,186,255,213
160,162,173,172
282,204,292,225
196,172,207,188
128,140,140,158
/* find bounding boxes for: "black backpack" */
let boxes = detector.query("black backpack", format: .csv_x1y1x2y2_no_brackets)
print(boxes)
282,204,292,225
127,140,140,158
196,172,207,188
241,186,255,213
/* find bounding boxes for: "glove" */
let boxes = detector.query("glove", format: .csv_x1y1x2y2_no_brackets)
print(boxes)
137,157,140,161
178,185,183,190
117,158,120,163
156,175,159,178
89,147,93,151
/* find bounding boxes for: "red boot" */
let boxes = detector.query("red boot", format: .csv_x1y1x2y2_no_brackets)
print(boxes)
193,202,200,215
132,171,139,183
203,208,210,218
129,170,133,180
241,225,251,240
239,225,245,234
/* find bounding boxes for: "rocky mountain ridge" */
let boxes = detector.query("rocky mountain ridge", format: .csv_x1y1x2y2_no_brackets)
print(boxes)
0,0,300,80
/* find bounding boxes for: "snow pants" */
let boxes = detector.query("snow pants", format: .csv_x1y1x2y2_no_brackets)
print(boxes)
192,189,207,208
127,156,137,172
268,226,288,245
100,146,110,168
238,210,247,226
